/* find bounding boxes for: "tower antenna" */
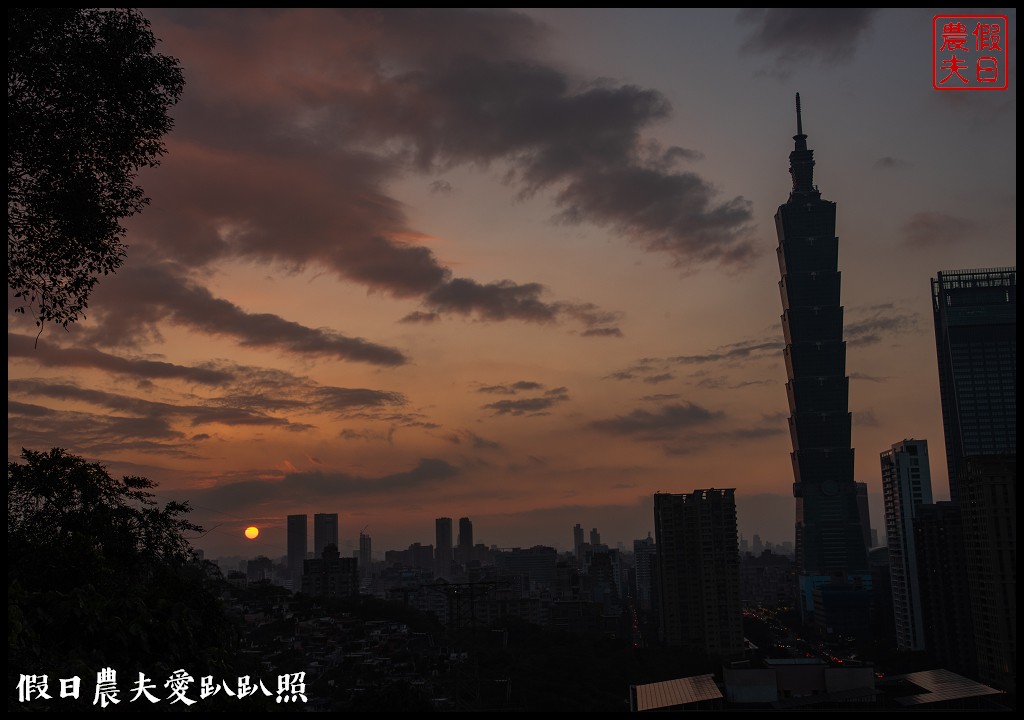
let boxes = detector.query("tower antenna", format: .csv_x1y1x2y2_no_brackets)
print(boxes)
795,93,803,136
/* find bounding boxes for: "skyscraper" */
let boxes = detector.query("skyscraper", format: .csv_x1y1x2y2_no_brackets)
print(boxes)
633,533,656,614
358,531,372,580
313,513,339,558
775,94,868,613
931,267,1016,501
457,516,473,564
959,455,1016,693
573,523,584,560
287,514,307,587
880,439,933,651
435,517,453,578
913,502,976,678
653,489,743,658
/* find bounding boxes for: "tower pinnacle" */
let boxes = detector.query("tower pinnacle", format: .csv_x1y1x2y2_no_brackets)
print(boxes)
789,93,815,194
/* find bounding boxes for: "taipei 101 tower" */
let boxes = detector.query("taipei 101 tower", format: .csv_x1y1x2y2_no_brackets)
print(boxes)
775,95,869,617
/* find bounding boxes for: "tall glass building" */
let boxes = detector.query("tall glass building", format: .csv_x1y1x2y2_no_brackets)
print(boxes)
931,267,1016,501
775,95,868,613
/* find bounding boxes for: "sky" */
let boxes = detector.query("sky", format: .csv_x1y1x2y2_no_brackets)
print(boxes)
8,8,1016,560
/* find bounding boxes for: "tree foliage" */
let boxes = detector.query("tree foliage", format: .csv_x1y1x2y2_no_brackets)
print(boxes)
8,8,184,328
7,448,254,711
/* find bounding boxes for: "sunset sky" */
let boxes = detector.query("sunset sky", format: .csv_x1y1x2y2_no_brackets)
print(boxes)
8,9,1016,560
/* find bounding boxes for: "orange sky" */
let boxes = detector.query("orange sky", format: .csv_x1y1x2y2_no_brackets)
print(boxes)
8,9,1016,559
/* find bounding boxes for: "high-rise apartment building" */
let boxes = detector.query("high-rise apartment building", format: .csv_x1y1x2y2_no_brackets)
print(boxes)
435,517,453,578
287,514,307,587
959,455,1016,693
457,517,473,564
313,513,339,558
880,439,933,651
358,531,372,580
913,502,976,678
653,489,743,658
775,94,869,612
573,523,584,559
931,267,1016,501
633,533,656,613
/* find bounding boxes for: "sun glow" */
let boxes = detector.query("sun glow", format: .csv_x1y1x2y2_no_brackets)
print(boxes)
244,526,259,540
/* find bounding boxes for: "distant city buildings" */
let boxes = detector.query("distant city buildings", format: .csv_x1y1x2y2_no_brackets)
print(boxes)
654,489,743,659
880,439,933,651
358,531,372,581
774,94,869,616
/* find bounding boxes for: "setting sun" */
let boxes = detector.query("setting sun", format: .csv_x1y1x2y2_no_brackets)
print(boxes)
244,526,259,540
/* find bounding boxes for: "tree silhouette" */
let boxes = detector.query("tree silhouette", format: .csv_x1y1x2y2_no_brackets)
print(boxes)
7,448,261,712
8,8,184,329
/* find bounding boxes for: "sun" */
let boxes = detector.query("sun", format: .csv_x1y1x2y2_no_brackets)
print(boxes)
244,526,259,540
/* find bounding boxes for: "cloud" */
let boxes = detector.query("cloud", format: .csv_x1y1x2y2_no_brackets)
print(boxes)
445,430,502,450
589,402,723,440
845,304,919,346
8,333,232,384
873,156,908,170
129,8,753,333
477,381,544,394
189,457,460,511
850,372,889,383
607,338,782,383
482,386,570,416
399,311,441,324
581,327,623,338
901,211,979,249
81,262,408,366
737,8,878,72
643,373,674,385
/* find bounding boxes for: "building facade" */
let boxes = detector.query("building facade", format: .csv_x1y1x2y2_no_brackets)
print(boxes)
313,512,339,558
880,439,933,651
435,517,453,579
774,94,869,612
931,267,1016,501
653,489,743,659
959,455,1016,693
287,513,307,588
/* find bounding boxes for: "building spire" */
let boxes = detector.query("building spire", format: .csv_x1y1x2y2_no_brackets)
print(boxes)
789,93,815,195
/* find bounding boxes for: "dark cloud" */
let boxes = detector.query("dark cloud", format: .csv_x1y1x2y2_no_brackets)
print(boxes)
482,386,570,416
82,263,408,366
641,393,680,402
423,278,558,323
854,410,881,427
8,379,299,430
607,338,782,383
445,430,502,450
850,372,889,383
845,304,919,346
8,333,232,384
190,457,460,510
429,180,453,194
873,156,908,170
129,9,751,336
589,402,723,441
477,381,544,395
737,8,878,71
399,311,441,324
643,373,675,385
581,327,623,338
901,211,978,249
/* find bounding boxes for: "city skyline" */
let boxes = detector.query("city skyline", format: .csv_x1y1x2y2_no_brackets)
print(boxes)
7,9,1016,557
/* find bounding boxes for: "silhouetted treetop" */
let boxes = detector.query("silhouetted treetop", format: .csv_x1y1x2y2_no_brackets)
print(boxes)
8,8,184,329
